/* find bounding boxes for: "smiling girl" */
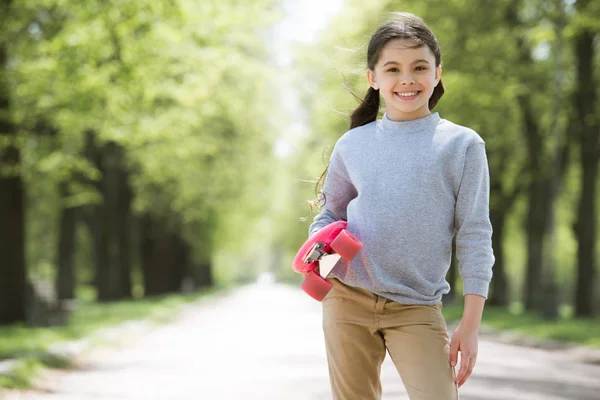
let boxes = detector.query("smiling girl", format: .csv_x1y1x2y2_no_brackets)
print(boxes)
308,12,495,400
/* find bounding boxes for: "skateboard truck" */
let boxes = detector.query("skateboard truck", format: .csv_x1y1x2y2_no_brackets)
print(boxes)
302,242,327,264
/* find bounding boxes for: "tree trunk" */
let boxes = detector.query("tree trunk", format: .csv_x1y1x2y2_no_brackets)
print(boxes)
96,196,116,301
505,0,556,314
573,23,598,318
196,262,214,288
83,205,101,288
168,234,188,293
82,131,102,291
94,142,112,301
508,7,545,312
521,101,549,312
94,142,121,301
55,181,78,300
140,214,156,295
88,141,136,301
0,27,27,324
486,143,526,307
574,159,598,317
538,2,568,320
140,214,171,296
488,209,508,306
116,146,133,298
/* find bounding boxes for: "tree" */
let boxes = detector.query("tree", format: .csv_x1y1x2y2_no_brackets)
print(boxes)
1,0,282,321
572,0,599,317
0,0,27,325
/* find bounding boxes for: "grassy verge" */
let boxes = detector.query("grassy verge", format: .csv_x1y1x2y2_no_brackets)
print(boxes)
0,287,224,390
442,303,600,348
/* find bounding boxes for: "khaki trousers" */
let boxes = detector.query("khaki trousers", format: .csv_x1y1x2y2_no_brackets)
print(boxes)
322,278,458,400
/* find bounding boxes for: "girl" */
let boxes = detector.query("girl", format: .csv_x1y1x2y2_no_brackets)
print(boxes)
308,12,494,400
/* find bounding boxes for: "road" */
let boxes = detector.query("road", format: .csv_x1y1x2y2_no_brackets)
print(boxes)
2,282,600,400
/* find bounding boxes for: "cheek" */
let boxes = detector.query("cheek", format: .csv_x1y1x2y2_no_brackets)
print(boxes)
427,70,438,82
378,76,393,87
422,74,437,89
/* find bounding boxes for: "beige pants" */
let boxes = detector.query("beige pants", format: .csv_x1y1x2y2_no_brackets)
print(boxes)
322,278,458,400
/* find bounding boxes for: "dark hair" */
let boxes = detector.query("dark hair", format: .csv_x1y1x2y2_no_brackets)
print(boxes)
312,12,444,208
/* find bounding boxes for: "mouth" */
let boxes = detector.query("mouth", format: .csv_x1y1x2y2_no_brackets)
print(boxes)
394,91,421,100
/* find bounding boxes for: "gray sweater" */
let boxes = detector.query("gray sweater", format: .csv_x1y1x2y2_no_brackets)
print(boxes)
308,112,494,305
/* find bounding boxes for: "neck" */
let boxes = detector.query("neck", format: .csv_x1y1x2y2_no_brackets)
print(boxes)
381,111,441,134
386,105,431,121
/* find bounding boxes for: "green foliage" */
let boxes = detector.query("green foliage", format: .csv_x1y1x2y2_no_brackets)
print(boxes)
5,0,284,284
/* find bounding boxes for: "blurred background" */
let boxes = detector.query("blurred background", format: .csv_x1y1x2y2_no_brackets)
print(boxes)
0,0,599,392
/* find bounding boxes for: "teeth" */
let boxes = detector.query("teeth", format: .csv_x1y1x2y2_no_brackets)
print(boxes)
397,92,418,97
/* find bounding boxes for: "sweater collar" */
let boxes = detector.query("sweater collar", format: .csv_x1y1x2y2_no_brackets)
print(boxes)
381,112,441,133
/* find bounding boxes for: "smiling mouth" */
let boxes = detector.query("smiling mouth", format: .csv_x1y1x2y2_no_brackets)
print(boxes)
395,91,421,99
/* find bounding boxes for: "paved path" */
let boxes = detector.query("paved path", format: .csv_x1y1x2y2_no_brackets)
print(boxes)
2,282,600,400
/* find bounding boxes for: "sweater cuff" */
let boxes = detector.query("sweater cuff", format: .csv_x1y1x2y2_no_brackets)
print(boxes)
463,278,490,298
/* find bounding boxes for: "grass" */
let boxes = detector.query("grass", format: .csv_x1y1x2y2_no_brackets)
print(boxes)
0,287,223,389
442,302,600,348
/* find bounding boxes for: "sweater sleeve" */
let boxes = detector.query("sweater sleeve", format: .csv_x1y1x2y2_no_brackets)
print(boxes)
454,141,495,298
308,144,358,238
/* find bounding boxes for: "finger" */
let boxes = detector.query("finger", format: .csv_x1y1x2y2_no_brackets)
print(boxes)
449,336,459,367
457,356,476,388
457,359,474,387
455,352,470,385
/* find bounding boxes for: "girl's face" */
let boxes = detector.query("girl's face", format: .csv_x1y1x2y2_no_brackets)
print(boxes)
367,39,442,121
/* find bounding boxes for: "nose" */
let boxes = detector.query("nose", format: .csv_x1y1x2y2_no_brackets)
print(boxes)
400,72,415,85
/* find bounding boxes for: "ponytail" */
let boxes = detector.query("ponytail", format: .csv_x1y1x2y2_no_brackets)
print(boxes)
349,86,381,129
429,79,444,110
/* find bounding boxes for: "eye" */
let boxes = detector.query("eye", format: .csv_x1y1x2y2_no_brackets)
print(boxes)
415,66,428,71
386,68,398,73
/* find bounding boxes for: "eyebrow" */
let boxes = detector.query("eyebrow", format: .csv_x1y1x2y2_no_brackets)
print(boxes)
382,59,431,67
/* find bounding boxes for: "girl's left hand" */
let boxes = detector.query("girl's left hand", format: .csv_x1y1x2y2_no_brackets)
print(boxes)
449,323,479,388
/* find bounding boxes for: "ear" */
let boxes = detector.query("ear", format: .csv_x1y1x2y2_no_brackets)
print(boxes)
435,65,442,86
366,69,379,90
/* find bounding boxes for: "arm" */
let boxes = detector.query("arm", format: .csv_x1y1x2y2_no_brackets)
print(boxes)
308,144,358,237
461,294,485,330
454,141,495,299
449,141,495,387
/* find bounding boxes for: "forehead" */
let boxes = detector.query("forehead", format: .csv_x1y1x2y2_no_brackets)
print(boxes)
376,39,435,65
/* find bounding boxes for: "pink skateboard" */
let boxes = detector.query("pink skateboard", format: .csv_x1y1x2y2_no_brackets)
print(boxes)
292,221,363,301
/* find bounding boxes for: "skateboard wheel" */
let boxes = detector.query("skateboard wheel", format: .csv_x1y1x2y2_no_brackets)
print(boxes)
330,229,363,260
301,270,333,302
